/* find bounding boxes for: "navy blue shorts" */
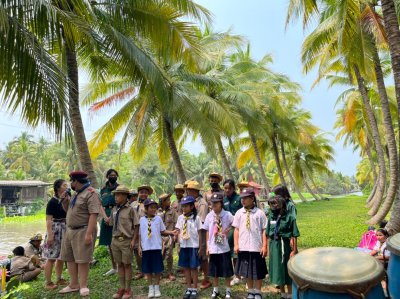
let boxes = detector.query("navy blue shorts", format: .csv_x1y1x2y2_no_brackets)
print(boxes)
178,247,200,269
142,250,164,274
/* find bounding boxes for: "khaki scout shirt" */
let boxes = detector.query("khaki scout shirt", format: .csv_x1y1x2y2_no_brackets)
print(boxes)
24,243,41,258
66,186,101,228
157,207,178,231
203,188,223,208
10,256,36,276
195,195,209,223
171,200,183,215
131,200,146,218
110,202,139,239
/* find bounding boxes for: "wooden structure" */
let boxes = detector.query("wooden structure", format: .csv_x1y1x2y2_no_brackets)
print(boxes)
0,181,50,216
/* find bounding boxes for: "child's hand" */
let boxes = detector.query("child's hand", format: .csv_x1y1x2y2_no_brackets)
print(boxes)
130,239,135,250
290,250,296,258
260,246,268,258
138,247,143,257
206,247,209,256
234,244,239,254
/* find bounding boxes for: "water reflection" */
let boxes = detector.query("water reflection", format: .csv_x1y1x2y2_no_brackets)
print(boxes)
0,221,45,256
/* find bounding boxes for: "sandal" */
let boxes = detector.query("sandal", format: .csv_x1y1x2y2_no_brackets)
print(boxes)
56,278,68,286
80,287,90,297
59,285,79,294
45,282,58,290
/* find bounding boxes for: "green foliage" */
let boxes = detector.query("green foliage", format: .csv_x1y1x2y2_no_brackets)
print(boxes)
296,195,369,248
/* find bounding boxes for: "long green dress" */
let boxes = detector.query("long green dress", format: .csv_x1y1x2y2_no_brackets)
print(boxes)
223,192,243,257
266,211,300,286
99,182,118,246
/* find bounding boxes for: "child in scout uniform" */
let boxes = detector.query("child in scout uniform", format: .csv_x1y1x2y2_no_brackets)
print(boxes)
59,171,101,297
186,181,211,290
139,199,177,298
266,195,299,299
108,185,139,299
172,184,185,214
222,179,243,286
176,196,203,299
10,246,41,282
271,184,297,217
131,185,153,280
203,192,234,299
157,193,178,281
99,169,119,276
233,188,268,299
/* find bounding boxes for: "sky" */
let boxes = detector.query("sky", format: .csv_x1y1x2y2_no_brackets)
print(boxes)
0,0,360,176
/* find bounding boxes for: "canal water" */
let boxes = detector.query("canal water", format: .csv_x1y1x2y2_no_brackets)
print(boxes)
0,221,46,256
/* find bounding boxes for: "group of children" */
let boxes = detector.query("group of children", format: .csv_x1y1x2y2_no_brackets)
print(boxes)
102,175,300,299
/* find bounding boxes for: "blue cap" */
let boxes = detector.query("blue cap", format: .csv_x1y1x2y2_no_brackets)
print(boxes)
143,198,157,206
180,196,195,205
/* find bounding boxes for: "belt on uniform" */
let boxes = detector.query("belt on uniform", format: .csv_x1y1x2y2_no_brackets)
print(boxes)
114,236,127,241
53,219,66,223
68,225,87,230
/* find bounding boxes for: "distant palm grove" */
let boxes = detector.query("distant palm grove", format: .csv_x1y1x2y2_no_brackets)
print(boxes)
1,0,400,234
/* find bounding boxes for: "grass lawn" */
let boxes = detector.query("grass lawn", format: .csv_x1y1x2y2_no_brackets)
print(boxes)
10,195,369,299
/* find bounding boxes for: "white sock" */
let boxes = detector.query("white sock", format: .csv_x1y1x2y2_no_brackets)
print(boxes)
248,288,254,294
154,285,160,291
213,287,219,293
254,288,261,294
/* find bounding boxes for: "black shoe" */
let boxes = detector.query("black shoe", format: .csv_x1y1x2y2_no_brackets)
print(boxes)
211,290,220,298
190,290,198,299
247,293,255,299
183,289,192,299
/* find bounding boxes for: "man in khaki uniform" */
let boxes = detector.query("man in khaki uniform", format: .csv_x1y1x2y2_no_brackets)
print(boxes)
59,171,100,297
131,185,153,279
108,185,139,299
185,181,211,289
157,193,178,281
171,184,184,215
203,173,224,208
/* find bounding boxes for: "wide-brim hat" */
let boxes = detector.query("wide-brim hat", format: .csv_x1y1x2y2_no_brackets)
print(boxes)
112,185,131,195
237,181,250,188
211,192,224,203
186,181,202,191
30,233,43,241
130,189,138,195
174,184,185,191
209,172,223,181
137,185,154,195
159,193,172,201
144,198,158,207
180,196,195,205
69,171,88,180
240,187,255,198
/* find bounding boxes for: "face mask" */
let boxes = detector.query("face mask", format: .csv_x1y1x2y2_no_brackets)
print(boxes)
210,182,220,189
108,177,117,184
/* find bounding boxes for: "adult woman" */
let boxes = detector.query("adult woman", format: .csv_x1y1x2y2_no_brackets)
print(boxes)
99,169,119,276
43,179,69,290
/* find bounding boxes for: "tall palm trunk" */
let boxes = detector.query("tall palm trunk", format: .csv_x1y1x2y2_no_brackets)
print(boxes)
380,0,400,234
66,45,98,188
304,179,320,200
249,133,270,191
368,46,399,224
280,141,307,202
271,134,287,186
365,139,377,204
216,137,234,179
354,65,386,215
163,116,186,184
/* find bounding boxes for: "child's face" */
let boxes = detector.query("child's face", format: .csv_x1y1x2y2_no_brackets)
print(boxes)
175,189,184,199
162,198,171,208
138,189,149,200
376,231,387,243
212,201,222,213
146,204,158,216
115,193,128,205
242,196,254,208
181,203,192,214
224,183,235,197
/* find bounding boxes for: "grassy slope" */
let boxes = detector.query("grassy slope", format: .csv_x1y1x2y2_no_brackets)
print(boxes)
14,195,368,299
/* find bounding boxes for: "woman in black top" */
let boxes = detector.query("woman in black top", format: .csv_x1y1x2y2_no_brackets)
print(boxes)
43,179,69,290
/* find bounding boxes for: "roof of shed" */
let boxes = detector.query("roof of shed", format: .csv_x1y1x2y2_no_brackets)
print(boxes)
0,180,51,187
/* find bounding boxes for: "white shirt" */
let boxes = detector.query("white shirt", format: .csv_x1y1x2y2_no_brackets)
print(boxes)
139,215,165,251
373,241,391,257
176,214,202,248
202,210,233,254
232,207,267,252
